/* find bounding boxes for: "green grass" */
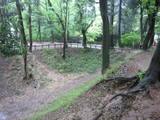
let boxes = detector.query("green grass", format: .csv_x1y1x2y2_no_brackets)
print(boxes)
36,48,101,73
36,48,124,73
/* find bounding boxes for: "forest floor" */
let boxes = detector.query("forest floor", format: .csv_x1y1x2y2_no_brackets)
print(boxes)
38,49,160,120
0,48,158,120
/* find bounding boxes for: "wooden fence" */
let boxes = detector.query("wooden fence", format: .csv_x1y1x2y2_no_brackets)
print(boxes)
31,43,102,50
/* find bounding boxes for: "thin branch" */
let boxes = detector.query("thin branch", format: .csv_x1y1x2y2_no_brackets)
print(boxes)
47,0,65,29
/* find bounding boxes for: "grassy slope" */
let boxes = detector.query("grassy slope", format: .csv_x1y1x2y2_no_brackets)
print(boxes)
35,48,124,73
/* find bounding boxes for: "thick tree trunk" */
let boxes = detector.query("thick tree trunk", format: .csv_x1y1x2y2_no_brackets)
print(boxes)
82,29,87,48
129,40,160,94
28,1,32,52
100,0,110,74
142,0,158,50
118,0,122,47
142,12,156,50
15,0,28,79
146,41,160,81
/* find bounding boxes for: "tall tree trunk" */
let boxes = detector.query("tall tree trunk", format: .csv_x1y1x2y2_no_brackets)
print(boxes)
140,1,143,43
36,0,41,42
62,30,67,59
142,12,157,50
28,0,32,52
100,0,110,74
50,30,54,42
110,0,115,48
62,0,69,59
15,0,28,79
38,19,41,41
82,29,87,48
46,0,54,43
118,0,122,47
47,0,68,59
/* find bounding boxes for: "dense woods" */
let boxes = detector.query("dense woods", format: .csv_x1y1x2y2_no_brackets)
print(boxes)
0,0,160,120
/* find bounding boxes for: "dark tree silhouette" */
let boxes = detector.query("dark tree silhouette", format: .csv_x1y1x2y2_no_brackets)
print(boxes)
99,0,110,74
15,0,28,79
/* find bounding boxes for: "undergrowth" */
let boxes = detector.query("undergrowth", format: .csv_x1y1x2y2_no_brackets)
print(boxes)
36,48,124,73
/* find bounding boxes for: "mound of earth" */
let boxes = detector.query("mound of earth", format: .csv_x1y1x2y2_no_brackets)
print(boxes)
0,53,80,120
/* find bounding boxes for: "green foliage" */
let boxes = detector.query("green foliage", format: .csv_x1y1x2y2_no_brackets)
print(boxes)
87,17,102,42
74,0,96,30
136,71,145,81
141,0,157,13
121,32,140,48
0,39,21,56
0,22,21,56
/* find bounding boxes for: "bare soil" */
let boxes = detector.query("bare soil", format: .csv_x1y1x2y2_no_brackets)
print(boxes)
39,50,159,120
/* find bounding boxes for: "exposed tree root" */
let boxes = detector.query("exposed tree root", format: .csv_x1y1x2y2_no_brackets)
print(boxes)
110,74,155,102
91,73,158,120
94,76,138,88
89,76,137,120
90,111,103,120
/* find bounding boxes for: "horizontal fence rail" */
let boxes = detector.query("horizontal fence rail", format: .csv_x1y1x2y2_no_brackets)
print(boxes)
30,43,133,51
31,43,103,50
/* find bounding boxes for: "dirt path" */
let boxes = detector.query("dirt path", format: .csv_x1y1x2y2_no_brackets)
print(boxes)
38,50,155,120
0,56,101,120
122,51,153,76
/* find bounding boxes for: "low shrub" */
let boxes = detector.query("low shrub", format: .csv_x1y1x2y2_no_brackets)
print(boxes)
121,33,140,48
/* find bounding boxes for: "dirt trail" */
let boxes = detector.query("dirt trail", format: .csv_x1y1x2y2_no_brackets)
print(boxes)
0,55,101,120
39,51,155,120
122,51,153,76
